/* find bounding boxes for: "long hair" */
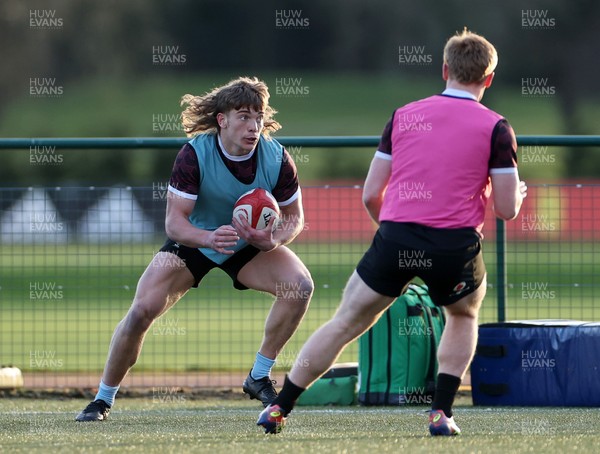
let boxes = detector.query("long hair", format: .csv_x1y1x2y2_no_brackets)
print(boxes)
180,76,281,138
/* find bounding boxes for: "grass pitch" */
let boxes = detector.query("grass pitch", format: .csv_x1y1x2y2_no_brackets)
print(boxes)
1,396,599,453
1,241,598,376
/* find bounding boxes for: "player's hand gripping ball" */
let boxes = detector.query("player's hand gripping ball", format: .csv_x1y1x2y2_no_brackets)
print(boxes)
233,188,280,230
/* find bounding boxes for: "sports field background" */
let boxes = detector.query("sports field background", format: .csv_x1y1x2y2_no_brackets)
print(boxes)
0,182,598,388
2,4,599,453
3,72,600,187
2,396,600,453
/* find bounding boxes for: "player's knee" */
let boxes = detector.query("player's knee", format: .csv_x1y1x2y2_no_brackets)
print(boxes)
293,274,314,305
332,314,367,342
276,273,314,306
126,299,163,332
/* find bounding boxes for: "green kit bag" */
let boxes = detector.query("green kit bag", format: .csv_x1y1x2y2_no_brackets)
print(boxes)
296,363,358,406
358,284,445,405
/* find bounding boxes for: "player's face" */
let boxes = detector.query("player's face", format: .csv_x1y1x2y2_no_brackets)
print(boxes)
218,108,264,156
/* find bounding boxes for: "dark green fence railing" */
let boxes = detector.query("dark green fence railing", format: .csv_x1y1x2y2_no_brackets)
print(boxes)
2,135,600,149
1,135,600,321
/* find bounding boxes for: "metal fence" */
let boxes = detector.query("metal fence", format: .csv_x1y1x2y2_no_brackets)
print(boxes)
0,136,599,389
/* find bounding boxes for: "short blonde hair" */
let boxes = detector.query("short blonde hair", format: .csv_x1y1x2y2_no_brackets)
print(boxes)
443,28,498,84
180,76,281,137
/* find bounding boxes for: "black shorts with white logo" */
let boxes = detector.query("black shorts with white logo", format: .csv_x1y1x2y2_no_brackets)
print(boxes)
356,221,486,306
159,238,260,289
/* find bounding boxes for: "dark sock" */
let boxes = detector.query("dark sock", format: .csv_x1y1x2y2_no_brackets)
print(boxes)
431,373,461,418
272,375,305,415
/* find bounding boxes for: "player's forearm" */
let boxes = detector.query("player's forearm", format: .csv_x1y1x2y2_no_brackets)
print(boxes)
492,180,527,221
362,157,390,226
272,215,303,246
165,216,213,249
363,197,382,226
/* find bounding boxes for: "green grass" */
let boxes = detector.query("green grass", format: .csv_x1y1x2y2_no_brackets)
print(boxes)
0,72,579,138
0,242,367,373
1,72,596,183
1,241,598,373
0,397,598,453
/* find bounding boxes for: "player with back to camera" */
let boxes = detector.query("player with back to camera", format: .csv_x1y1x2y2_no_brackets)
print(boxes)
257,29,527,436
76,76,313,421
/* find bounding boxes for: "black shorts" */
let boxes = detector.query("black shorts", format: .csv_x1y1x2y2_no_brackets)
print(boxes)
158,239,261,289
356,222,486,306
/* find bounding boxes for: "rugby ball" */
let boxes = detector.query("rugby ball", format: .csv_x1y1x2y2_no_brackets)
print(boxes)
233,188,280,230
